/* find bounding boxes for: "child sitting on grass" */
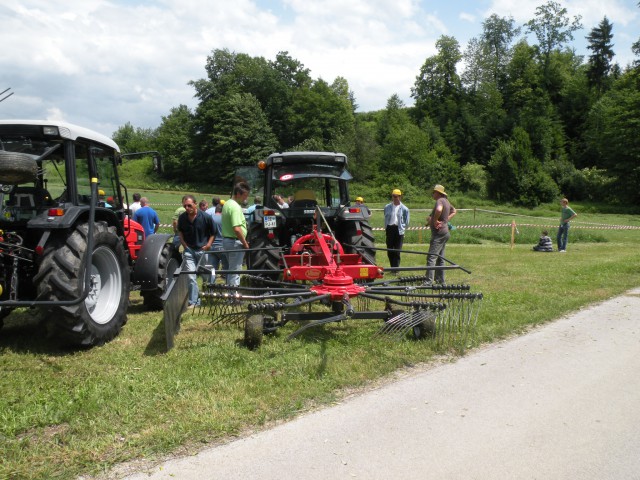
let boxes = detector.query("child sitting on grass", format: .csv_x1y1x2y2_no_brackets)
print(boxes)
533,230,553,252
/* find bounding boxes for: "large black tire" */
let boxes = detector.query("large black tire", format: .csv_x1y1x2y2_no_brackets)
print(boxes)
340,219,376,266
141,244,181,310
246,225,281,280
0,151,38,184
0,307,13,331
34,222,130,347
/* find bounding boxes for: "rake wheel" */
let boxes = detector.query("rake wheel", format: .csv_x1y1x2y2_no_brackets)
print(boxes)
245,314,264,350
412,315,436,339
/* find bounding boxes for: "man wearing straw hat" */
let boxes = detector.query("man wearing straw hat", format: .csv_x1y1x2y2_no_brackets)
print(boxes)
426,184,456,284
383,188,410,269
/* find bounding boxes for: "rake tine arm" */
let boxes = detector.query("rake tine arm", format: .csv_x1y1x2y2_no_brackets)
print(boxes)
287,312,347,340
246,293,331,313
203,291,317,301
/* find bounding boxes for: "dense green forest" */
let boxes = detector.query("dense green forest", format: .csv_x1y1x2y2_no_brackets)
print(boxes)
113,1,640,207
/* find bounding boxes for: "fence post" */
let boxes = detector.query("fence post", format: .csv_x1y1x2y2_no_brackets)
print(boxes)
510,220,516,249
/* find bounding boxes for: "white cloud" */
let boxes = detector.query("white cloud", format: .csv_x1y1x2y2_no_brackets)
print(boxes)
1,0,637,138
459,12,476,23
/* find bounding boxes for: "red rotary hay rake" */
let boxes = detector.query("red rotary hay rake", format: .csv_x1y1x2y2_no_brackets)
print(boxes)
162,208,482,350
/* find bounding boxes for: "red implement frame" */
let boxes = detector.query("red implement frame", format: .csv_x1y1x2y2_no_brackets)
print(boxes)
281,228,383,300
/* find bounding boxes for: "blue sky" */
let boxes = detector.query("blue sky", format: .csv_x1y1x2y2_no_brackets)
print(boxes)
1,0,638,138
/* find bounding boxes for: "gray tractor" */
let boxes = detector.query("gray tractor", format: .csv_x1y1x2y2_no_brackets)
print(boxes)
236,151,376,277
0,120,178,346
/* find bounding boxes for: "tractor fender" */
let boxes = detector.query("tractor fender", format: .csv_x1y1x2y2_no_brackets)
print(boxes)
27,205,122,233
133,233,175,290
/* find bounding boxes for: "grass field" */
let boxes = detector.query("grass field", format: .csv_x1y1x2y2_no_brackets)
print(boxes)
1,195,639,479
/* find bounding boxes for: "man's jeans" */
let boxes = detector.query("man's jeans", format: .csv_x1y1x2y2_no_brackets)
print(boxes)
427,232,450,284
183,247,206,306
557,223,570,251
207,245,225,283
222,238,245,287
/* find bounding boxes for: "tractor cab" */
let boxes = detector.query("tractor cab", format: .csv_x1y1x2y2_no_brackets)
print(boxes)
234,151,376,276
0,120,173,347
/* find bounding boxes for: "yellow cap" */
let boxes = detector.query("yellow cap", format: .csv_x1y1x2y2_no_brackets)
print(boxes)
355,196,364,202
392,189,402,196
220,199,226,205
98,189,105,195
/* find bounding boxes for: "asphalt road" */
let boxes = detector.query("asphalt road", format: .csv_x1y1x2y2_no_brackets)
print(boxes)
121,288,640,480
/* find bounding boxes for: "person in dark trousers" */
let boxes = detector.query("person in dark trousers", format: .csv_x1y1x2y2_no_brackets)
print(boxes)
205,203,225,283
383,188,410,269
178,194,214,308
533,230,554,252
133,197,160,238
426,184,456,285
557,198,577,252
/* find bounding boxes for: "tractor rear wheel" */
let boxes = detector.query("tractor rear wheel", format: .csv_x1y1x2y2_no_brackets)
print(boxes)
245,314,264,350
246,225,280,280
34,222,130,347
341,220,376,266
0,307,13,331
0,151,38,184
141,243,180,310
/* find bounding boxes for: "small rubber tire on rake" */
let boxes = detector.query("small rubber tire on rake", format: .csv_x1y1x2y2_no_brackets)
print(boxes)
412,316,436,340
245,314,264,350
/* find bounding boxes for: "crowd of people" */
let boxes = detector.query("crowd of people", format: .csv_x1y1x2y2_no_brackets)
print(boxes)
129,183,577,306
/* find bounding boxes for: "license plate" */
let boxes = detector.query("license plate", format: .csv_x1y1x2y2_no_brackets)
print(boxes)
263,215,276,229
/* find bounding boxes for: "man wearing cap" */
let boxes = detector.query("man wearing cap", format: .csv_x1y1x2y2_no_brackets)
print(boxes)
354,196,370,218
426,184,456,284
383,188,410,269
97,189,112,208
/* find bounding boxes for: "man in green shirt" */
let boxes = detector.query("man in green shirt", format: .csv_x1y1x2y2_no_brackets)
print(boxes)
221,182,250,287
557,197,577,252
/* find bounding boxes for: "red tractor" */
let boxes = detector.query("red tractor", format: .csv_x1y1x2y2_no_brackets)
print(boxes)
0,120,179,346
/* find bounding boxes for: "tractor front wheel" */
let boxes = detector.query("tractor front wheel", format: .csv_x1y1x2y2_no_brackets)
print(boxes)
34,222,130,347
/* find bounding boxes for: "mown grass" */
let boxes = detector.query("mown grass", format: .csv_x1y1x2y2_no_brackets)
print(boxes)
1,204,639,479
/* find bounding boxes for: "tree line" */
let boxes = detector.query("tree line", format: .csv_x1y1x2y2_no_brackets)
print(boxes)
113,1,640,207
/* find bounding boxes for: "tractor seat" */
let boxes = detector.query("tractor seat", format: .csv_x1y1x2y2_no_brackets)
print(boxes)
7,186,53,208
6,186,53,221
290,189,317,208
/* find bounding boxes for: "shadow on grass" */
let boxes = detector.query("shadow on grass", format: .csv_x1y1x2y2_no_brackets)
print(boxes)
0,310,78,356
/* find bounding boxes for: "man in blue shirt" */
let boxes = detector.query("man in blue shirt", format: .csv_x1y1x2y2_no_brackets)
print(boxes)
133,197,160,238
244,195,262,224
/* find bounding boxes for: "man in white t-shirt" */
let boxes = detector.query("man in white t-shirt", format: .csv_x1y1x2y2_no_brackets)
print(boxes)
129,192,142,215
